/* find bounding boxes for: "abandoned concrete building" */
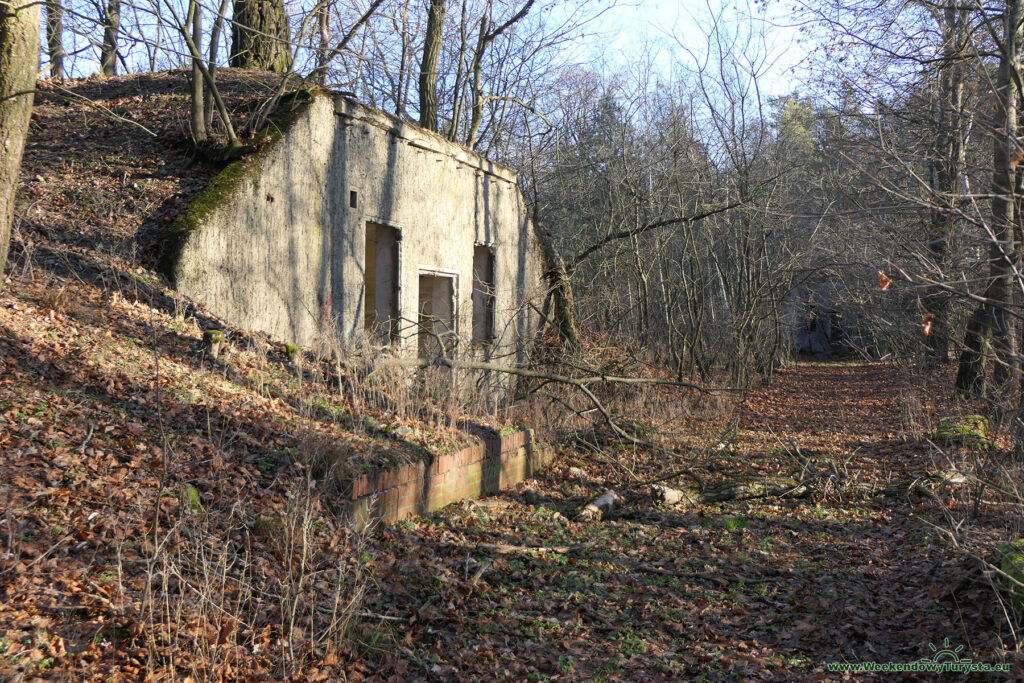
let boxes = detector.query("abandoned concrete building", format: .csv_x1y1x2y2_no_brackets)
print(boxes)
159,91,543,361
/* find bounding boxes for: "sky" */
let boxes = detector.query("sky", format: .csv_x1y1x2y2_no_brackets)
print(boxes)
582,0,810,98
50,0,813,102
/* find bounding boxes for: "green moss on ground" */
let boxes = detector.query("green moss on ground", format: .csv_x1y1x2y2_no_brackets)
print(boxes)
181,485,203,514
998,539,1024,614
203,329,224,345
931,415,992,450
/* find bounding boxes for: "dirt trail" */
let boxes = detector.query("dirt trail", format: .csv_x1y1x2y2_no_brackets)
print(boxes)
359,362,1013,680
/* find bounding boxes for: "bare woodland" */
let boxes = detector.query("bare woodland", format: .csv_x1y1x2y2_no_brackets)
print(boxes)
6,0,1024,678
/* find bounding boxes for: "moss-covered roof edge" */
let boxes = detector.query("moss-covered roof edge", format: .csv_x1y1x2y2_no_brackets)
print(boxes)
157,88,327,284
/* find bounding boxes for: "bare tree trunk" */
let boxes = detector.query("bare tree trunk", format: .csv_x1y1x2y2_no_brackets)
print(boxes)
465,12,487,146
446,0,469,138
464,0,534,148
165,0,240,149
231,0,291,72
957,0,1022,397
396,1,411,114
189,0,206,142
0,0,40,280
310,0,385,90
925,4,967,365
45,0,63,79
150,7,163,71
957,296,994,397
418,0,445,131
205,0,231,132
313,0,330,84
101,0,120,75
992,1,1023,394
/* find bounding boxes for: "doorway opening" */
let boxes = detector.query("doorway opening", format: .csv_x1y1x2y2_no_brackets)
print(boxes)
364,223,400,344
418,271,457,359
472,245,495,344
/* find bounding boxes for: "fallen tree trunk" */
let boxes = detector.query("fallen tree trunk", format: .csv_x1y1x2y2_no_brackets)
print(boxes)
577,490,619,521
477,542,592,555
650,471,966,507
651,483,701,505
650,476,809,506
702,476,811,502
871,471,967,499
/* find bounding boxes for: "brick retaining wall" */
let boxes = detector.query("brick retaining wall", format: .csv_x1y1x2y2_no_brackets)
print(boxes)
346,429,552,523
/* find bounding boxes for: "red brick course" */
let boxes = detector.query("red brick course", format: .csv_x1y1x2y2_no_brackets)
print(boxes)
347,429,552,523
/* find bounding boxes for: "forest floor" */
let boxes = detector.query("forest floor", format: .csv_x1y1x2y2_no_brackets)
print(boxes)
1,72,1022,681
355,361,1021,680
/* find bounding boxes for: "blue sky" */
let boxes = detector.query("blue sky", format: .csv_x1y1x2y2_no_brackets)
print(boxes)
582,0,808,97
51,0,811,102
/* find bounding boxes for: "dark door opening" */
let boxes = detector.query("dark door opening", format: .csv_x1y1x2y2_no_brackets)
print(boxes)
472,245,495,344
365,223,399,344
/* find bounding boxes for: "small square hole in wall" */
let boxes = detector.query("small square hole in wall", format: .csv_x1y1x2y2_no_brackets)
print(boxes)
350,191,358,208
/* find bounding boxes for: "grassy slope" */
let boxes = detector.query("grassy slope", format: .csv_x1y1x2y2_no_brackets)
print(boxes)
1,72,1020,681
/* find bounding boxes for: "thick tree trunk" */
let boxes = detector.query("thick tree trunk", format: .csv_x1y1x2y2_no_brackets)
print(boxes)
100,0,120,75
0,0,40,280
956,302,991,397
418,0,445,131
45,0,63,80
231,0,291,72
534,221,581,350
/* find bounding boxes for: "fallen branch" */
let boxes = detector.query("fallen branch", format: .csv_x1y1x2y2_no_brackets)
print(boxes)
470,558,493,584
384,354,712,470
388,356,711,394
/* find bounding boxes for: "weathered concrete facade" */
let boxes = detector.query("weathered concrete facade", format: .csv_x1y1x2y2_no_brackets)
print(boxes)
161,91,542,360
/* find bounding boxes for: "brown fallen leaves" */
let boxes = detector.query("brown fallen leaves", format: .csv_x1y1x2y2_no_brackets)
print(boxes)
1,72,1020,682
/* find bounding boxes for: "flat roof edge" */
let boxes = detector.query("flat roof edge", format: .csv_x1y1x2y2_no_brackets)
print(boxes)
332,95,518,183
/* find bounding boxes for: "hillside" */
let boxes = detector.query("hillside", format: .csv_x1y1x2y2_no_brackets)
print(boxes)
1,71,1021,680
0,71,502,680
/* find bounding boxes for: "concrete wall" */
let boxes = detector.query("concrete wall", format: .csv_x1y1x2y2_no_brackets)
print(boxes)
162,91,542,361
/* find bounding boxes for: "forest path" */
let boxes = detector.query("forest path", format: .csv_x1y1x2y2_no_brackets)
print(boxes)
738,361,941,484
357,360,1018,680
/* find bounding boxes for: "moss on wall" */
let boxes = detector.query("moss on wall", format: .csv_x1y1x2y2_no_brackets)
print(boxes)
157,89,326,283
